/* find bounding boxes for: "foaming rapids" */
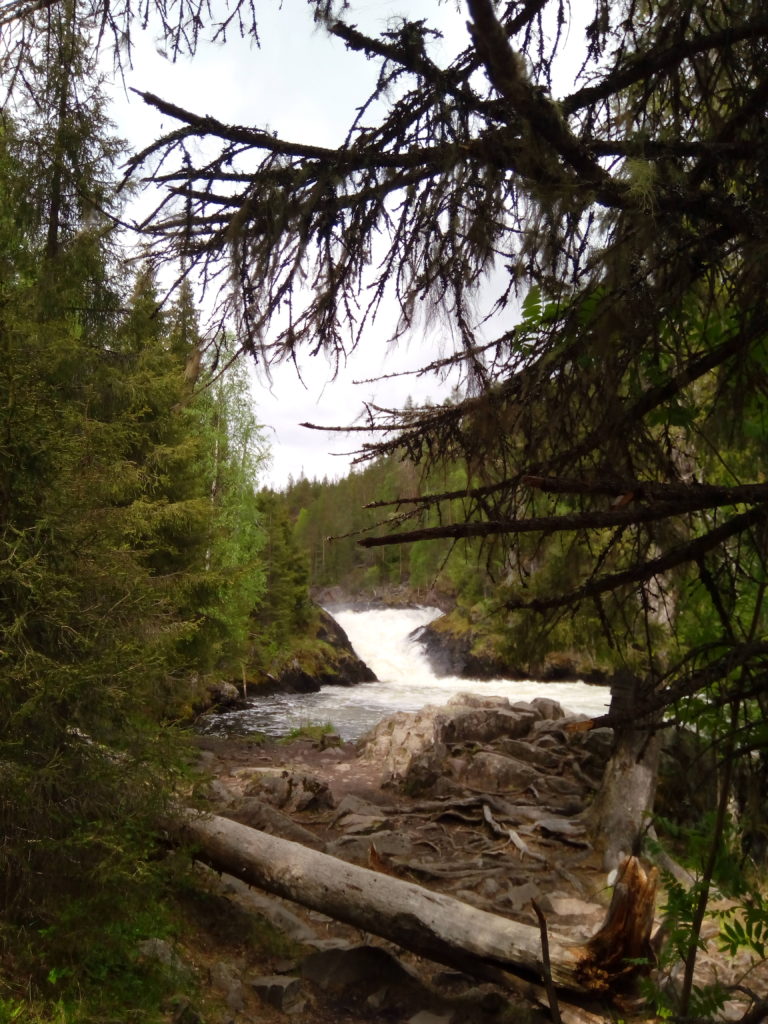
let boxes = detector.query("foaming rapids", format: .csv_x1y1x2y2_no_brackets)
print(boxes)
202,606,611,741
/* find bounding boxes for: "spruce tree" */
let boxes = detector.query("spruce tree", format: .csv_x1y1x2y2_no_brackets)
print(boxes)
0,10,212,994
0,114,183,959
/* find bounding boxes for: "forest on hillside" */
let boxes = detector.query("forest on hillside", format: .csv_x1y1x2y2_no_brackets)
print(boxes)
280,451,621,680
2,0,768,1021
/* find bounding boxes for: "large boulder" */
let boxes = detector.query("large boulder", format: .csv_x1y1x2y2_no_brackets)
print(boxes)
207,680,244,707
263,659,323,694
357,693,574,790
357,694,611,807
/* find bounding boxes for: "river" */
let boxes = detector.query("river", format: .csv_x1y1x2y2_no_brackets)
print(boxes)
201,606,612,741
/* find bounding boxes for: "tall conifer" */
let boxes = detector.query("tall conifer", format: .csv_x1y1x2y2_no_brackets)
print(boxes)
0,4,267,990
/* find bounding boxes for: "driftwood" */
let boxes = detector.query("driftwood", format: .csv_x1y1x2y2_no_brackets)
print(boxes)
175,810,658,998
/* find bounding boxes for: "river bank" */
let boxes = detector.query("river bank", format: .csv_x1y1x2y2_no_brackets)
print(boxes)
187,695,617,1024
199,606,612,741
169,695,767,1024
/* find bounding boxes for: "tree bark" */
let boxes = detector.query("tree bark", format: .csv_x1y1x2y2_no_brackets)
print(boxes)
588,672,662,871
174,811,657,998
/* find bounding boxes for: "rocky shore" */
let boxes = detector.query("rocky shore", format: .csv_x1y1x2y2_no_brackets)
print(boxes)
202,606,376,712
411,618,609,686
158,696,766,1024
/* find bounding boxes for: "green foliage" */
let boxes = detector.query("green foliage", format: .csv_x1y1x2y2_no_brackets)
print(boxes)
643,812,768,1017
0,43,272,1017
718,894,768,959
3,0,768,1017
282,455,476,599
202,351,268,670
249,488,312,673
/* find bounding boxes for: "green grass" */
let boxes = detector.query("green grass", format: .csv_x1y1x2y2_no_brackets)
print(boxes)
278,721,336,743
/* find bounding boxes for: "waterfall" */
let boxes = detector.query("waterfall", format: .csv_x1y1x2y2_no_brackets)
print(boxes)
203,606,611,741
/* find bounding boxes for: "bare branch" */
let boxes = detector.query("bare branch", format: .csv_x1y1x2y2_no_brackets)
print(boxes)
563,14,768,115
358,497,768,549
506,505,768,612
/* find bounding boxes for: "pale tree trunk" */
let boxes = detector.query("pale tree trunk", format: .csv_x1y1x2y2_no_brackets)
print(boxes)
174,811,657,1000
588,671,662,871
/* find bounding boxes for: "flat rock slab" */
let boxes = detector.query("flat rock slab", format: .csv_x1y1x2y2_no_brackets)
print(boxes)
332,793,390,818
249,974,305,1013
301,944,419,994
338,811,393,834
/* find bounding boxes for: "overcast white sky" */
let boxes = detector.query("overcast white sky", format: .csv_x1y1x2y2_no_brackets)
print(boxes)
107,0,583,487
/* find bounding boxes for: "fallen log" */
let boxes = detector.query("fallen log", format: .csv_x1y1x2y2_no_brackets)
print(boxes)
174,811,656,998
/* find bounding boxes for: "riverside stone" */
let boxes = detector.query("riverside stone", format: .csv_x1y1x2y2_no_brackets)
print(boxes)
459,751,541,791
243,769,335,812
208,681,241,706
358,697,547,784
249,974,304,1013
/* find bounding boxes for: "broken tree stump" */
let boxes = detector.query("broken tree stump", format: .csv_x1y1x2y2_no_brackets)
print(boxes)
582,856,659,992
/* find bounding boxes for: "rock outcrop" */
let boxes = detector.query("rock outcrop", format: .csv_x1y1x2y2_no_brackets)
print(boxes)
414,615,609,684
261,606,377,694
314,607,377,685
357,692,609,803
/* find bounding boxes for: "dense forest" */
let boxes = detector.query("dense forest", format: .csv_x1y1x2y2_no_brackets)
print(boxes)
2,0,768,1021
0,9,321,1015
281,451,618,680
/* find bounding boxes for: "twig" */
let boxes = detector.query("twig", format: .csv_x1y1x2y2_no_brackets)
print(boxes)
531,899,563,1024
679,697,741,1016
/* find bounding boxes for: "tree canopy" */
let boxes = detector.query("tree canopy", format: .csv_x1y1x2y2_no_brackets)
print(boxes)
0,4,280,1004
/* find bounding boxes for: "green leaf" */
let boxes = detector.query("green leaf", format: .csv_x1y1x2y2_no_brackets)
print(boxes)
647,402,697,428
521,285,541,322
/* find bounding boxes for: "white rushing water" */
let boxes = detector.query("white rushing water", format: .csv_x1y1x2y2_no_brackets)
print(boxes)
204,606,612,741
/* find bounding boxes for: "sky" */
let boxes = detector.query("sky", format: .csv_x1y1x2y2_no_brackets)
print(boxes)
106,0,474,487
106,0,585,488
